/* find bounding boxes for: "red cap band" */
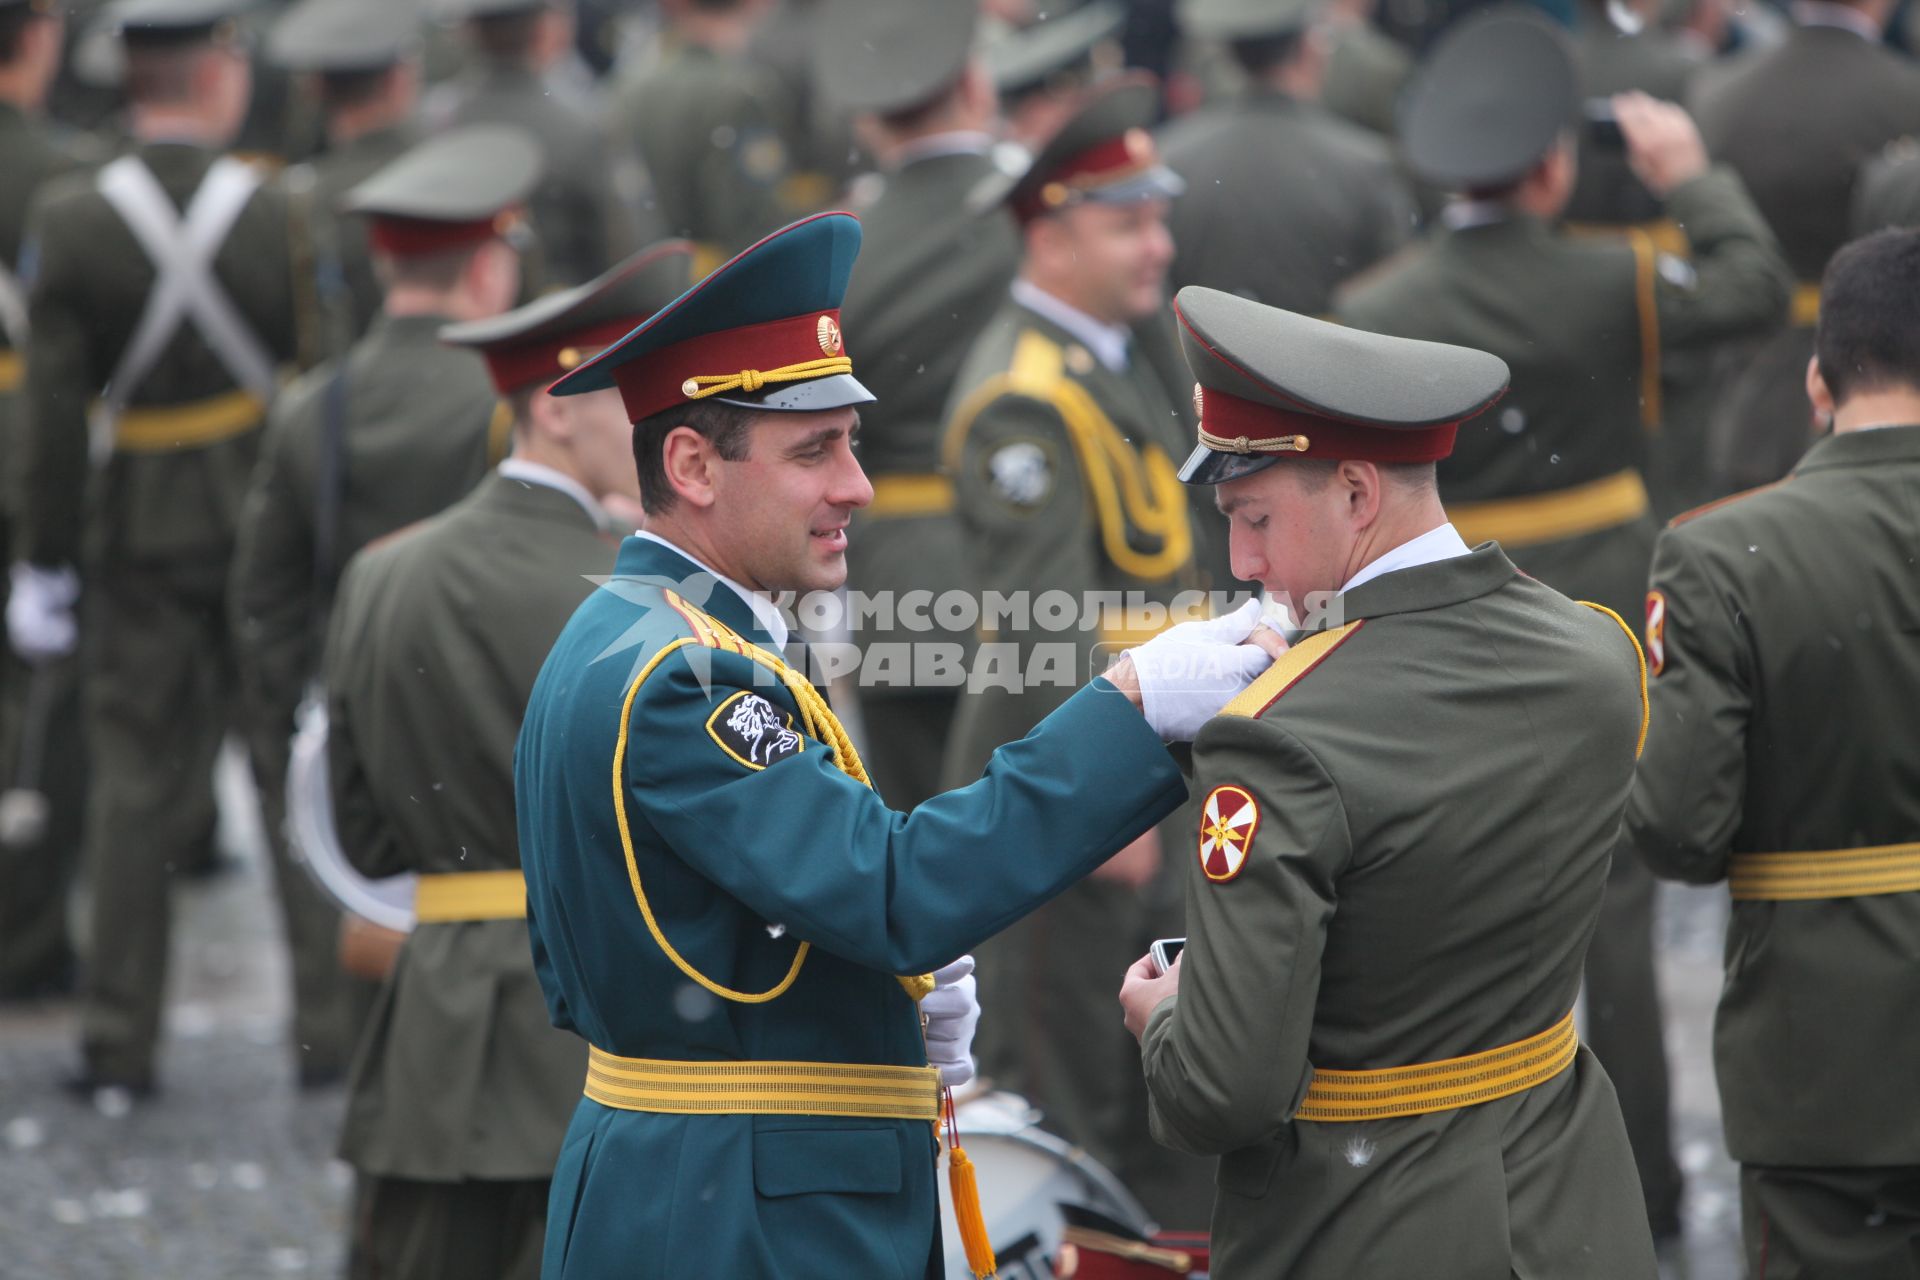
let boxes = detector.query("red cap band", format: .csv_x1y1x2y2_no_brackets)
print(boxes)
1197,385,1462,464
608,310,848,424
477,318,641,397
1013,128,1162,223
367,213,507,259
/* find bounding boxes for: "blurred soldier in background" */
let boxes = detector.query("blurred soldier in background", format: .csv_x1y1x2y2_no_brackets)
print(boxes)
606,0,791,271
13,0,296,1098
0,0,94,1005
1162,0,1414,315
327,242,690,1280
268,0,424,369
1855,136,1920,231
1336,10,1790,1245
428,0,643,286
943,75,1218,1226
1689,0,1920,491
230,125,540,1088
817,0,1021,810
986,0,1126,152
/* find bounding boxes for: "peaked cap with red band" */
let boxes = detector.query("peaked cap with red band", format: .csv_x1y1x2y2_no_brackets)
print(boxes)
549,212,874,422
1174,286,1511,486
341,124,541,260
439,241,696,396
971,72,1185,222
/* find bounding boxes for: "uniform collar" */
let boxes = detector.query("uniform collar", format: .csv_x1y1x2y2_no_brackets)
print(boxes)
1793,422,1920,473
1011,278,1131,372
497,458,602,523
1340,522,1472,596
371,310,454,344
1325,541,1520,628
1441,198,1514,231
626,530,790,650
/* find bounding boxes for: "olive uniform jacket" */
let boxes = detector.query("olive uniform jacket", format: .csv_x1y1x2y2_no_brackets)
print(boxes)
1159,90,1414,316
1336,169,1790,625
1144,545,1658,1278
20,141,296,570
940,298,1220,784
278,122,419,368
514,534,1188,1278
1620,425,1920,1168
230,313,503,781
325,470,615,1180
1689,23,1920,489
839,147,1021,680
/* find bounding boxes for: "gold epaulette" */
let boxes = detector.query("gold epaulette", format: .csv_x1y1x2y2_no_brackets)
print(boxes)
1222,621,1364,719
1667,477,1791,529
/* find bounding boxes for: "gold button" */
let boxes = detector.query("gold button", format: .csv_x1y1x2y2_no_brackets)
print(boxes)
1065,345,1095,376
1293,435,1311,453
1042,182,1069,207
557,347,583,370
681,378,699,397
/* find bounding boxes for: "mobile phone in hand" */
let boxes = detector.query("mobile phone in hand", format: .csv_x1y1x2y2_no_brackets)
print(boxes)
1149,937,1186,976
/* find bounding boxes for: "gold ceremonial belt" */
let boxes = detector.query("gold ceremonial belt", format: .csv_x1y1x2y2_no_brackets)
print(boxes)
0,350,22,395
585,1048,943,1121
1447,469,1649,551
866,472,955,519
111,388,265,452
1730,841,1920,901
1791,282,1821,329
1297,1010,1578,1123
412,870,526,922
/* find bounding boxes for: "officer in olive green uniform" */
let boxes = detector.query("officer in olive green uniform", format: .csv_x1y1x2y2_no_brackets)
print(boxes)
1334,12,1790,1241
1621,229,1920,1279
1133,286,1656,1279
1688,0,1920,491
268,0,424,367
814,0,1021,809
986,0,1126,154
431,0,644,286
0,0,93,1002
942,76,1221,1223
1160,0,1413,317
12,0,298,1095
230,126,539,1082
326,242,691,1280
1855,137,1920,233
605,0,792,271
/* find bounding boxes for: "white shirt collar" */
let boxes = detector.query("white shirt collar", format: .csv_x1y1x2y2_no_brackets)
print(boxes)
632,530,791,651
1340,522,1473,595
1442,199,1512,231
1010,279,1131,372
497,458,602,523
896,130,994,168
1792,0,1882,38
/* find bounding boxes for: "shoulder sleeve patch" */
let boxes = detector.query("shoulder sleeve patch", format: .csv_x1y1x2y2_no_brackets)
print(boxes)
1644,590,1667,678
706,690,805,770
1222,620,1364,719
1578,601,1649,758
1198,784,1260,883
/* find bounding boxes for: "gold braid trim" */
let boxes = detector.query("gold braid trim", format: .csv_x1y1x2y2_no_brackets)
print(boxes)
680,356,852,402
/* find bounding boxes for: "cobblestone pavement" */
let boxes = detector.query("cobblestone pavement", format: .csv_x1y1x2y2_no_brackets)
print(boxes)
2,823,1745,1280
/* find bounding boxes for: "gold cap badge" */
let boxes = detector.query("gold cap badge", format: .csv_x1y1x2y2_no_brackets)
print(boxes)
1192,383,1205,419
817,314,842,356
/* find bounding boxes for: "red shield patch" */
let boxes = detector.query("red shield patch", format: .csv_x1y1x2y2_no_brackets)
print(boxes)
1199,785,1260,883
1645,591,1667,677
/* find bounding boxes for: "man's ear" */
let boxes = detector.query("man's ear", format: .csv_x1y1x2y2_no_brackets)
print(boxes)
1805,354,1836,424
1341,460,1384,528
526,386,571,443
660,425,721,510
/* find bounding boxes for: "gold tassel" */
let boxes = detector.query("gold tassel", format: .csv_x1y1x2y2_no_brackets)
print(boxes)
947,1139,997,1278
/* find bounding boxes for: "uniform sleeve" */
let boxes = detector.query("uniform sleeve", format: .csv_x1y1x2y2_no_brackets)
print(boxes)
1618,526,1752,884
695,88,792,256
1652,166,1792,350
1140,715,1349,1156
230,397,318,757
323,555,408,880
18,192,94,568
627,644,1188,976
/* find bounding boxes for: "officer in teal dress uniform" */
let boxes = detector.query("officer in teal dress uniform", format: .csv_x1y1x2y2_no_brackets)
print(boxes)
514,212,1269,1278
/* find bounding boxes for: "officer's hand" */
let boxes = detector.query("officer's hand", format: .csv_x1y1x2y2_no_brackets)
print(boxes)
1120,951,1181,1042
6,563,80,664
1614,91,1709,198
922,956,980,1088
1125,597,1282,741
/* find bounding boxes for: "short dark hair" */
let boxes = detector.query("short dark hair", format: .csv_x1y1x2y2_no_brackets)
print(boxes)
1816,227,1920,403
372,241,486,293
125,44,205,105
1227,31,1305,79
470,11,543,62
317,65,393,112
1289,458,1438,492
631,399,755,515
0,7,44,64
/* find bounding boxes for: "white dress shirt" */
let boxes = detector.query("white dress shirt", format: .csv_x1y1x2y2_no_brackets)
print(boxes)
497,458,603,522
1010,278,1132,373
633,530,791,651
1340,522,1473,595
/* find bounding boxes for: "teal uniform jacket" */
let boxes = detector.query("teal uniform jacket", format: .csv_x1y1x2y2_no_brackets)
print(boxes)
515,535,1188,1278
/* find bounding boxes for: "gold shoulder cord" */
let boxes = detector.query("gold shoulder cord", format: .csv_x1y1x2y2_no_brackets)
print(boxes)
610,600,930,1004
1578,601,1650,758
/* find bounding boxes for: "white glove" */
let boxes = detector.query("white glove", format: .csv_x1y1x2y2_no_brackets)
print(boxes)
1128,597,1284,741
7,563,80,664
922,955,980,1088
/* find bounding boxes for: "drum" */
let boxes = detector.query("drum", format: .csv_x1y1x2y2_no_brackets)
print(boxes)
936,1093,1154,1280
284,691,416,932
